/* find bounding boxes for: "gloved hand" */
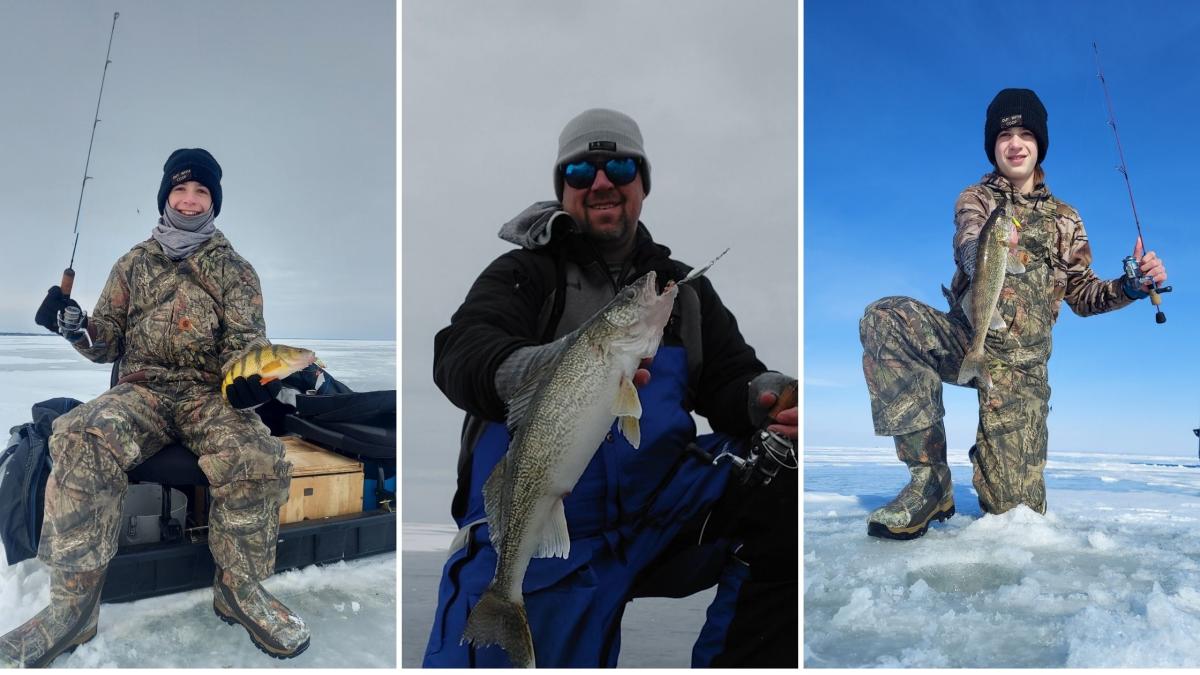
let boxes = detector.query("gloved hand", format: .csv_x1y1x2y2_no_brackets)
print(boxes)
57,308,90,344
34,286,80,334
748,371,798,440
226,374,283,410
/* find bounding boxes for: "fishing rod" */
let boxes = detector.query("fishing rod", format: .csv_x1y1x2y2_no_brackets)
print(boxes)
1092,41,1172,324
61,11,120,299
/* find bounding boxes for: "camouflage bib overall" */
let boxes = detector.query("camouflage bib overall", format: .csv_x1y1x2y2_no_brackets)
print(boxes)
967,188,1057,514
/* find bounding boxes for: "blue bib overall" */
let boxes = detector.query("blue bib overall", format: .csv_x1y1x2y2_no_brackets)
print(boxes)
422,347,747,667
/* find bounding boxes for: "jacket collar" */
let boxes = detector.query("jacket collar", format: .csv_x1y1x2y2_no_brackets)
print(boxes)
981,172,1051,203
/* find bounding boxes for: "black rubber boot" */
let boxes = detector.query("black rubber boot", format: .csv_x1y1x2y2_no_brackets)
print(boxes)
0,567,106,667
867,422,954,540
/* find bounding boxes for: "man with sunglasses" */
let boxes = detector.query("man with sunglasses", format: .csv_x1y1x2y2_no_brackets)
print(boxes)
423,108,798,668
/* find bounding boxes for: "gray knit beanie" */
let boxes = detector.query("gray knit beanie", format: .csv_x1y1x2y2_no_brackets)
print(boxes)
554,108,651,200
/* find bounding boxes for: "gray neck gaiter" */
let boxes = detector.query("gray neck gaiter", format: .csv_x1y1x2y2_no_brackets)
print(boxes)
152,205,217,260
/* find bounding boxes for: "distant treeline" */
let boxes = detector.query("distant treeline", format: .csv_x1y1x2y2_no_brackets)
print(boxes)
0,332,43,336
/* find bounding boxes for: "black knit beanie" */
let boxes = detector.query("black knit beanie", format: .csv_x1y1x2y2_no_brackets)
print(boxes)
157,148,223,217
984,88,1048,167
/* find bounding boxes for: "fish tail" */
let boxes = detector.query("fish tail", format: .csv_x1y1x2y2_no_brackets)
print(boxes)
461,589,536,668
957,351,992,389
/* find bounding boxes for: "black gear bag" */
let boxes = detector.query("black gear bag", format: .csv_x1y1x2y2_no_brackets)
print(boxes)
0,398,83,566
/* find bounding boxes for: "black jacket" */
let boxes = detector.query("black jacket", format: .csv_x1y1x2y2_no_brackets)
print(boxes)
433,205,766,438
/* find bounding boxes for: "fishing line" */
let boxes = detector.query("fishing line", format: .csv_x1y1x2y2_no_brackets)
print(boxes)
62,11,120,297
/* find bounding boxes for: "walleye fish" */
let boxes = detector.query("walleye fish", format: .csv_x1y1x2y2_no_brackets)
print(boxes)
221,344,324,400
460,270,678,668
957,204,1025,390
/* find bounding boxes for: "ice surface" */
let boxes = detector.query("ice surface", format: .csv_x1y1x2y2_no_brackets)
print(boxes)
402,522,458,553
0,336,396,667
805,446,1200,667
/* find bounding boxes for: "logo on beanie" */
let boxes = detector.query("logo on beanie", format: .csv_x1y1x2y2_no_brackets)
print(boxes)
589,141,617,152
1000,114,1024,130
171,169,193,185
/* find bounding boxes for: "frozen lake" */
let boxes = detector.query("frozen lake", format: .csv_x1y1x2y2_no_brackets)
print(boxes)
805,445,1200,667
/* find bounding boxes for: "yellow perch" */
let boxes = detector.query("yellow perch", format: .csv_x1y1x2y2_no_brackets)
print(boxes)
221,344,324,400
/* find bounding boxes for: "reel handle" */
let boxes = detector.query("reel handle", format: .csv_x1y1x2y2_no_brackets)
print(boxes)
61,268,75,298
1150,285,1170,324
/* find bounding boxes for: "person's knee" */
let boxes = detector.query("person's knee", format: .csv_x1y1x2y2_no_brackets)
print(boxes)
47,413,130,486
198,437,289,486
860,296,918,347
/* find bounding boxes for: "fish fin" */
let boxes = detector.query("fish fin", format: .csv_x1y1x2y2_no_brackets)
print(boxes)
619,416,641,450
260,358,285,377
957,353,993,389
504,340,570,437
533,499,570,559
461,589,536,668
1006,249,1026,274
612,373,642,417
989,312,1007,331
481,457,510,552
613,374,643,448
961,293,975,328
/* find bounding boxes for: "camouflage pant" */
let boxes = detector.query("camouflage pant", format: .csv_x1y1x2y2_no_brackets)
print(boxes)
38,380,292,580
860,296,1050,515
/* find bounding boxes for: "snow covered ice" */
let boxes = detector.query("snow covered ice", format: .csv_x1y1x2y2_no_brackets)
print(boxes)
805,445,1200,668
0,336,396,667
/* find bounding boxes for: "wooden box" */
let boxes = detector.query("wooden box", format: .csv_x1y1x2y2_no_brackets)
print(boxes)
279,436,363,525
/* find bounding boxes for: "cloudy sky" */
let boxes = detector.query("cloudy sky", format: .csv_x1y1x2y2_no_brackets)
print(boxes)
805,1,1200,456
0,1,395,339
400,0,799,522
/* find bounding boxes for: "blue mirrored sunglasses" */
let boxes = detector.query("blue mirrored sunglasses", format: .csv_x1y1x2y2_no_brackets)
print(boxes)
561,157,640,190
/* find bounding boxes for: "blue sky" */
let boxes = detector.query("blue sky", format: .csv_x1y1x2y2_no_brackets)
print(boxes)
804,1,1200,457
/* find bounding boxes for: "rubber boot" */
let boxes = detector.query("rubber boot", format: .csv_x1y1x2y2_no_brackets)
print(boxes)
0,567,106,667
213,567,310,659
867,422,954,540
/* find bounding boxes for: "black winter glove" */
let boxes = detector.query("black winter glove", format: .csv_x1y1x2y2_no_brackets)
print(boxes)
226,374,283,410
747,371,798,428
35,286,80,334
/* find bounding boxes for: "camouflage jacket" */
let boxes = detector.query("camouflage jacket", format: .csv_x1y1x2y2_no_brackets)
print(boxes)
950,173,1134,322
73,230,269,384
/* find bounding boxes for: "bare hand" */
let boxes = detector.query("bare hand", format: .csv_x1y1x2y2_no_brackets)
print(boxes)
1133,237,1168,290
633,357,652,388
